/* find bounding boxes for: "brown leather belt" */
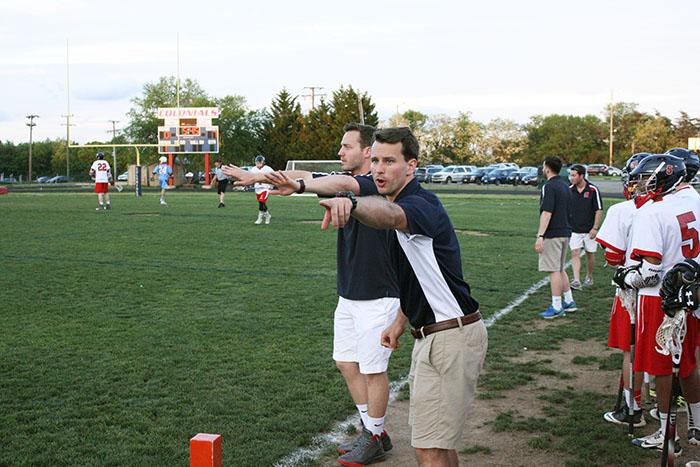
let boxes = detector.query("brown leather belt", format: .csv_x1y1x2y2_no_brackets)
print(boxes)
411,312,482,339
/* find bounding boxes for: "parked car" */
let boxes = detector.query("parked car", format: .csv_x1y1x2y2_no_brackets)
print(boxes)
482,168,518,185
521,173,539,186
0,176,18,183
35,176,51,183
117,171,128,181
507,167,537,185
465,167,490,184
425,167,443,183
431,165,471,183
487,162,519,171
586,164,609,175
46,176,70,183
606,167,623,177
414,167,428,183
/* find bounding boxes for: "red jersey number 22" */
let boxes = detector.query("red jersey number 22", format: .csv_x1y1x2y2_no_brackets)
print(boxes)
677,212,700,259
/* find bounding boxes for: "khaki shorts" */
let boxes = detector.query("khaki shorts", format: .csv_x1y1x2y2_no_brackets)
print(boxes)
408,319,488,450
538,237,568,272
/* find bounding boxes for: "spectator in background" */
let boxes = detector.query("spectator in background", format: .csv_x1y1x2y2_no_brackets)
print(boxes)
568,164,603,289
535,156,576,318
211,159,229,208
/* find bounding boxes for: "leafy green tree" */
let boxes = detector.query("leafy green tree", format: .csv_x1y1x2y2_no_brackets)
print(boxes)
421,113,482,165
673,111,700,147
603,102,652,166
633,113,676,153
262,89,305,169
299,100,338,160
215,95,267,166
521,114,607,166
330,86,378,132
476,118,526,165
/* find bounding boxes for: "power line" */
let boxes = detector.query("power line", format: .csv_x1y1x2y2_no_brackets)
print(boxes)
302,86,325,109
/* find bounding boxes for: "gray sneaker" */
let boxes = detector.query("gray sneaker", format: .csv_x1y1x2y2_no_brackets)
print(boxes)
689,427,700,445
337,427,392,455
570,280,582,290
338,431,385,466
583,277,594,287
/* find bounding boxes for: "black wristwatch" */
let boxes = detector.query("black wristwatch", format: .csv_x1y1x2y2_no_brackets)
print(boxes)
296,179,306,194
335,191,357,212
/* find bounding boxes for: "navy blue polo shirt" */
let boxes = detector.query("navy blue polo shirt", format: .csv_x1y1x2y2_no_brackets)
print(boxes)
336,174,399,300
540,176,572,238
569,181,603,233
390,178,479,329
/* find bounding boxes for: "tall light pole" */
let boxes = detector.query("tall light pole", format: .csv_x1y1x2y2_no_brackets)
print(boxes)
26,115,39,183
107,120,120,176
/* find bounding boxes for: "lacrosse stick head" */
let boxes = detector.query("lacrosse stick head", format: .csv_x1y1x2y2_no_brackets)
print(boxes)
655,312,687,365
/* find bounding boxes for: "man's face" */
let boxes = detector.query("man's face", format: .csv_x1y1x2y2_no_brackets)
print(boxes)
214,161,221,168
338,131,368,173
570,170,583,185
370,141,416,200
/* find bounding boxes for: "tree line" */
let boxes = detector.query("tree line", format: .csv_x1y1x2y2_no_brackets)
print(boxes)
1,76,698,180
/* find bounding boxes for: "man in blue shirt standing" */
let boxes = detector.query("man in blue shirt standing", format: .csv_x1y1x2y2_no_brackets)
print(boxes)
535,156,576,318
319,127,487,467
152,156,173,205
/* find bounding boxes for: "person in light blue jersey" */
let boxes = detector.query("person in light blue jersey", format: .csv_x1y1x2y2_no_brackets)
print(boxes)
152,156,173,205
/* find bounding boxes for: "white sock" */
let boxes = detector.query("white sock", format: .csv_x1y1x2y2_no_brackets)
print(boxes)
660,411,668,434
356,404,369,429
563,290,574,303
366,415,385,437
551,296,562,311
689,401,700,429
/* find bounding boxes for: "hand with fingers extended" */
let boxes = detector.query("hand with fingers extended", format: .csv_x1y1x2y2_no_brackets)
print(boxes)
222,164,260,186
264,171,301,196
319,197,354,230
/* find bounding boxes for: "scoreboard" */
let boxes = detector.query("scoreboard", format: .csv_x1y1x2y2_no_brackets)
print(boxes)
156,107,220,154
158,126,219,154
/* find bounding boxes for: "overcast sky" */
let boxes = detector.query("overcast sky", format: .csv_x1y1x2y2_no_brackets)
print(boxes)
1,0,698,144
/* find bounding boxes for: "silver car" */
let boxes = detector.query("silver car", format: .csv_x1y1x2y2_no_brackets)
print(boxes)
431,165,472,183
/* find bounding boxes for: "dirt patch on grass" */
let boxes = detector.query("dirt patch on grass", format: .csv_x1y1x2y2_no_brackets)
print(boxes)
318,338,700,466
455,229,490,237
302,220,323,225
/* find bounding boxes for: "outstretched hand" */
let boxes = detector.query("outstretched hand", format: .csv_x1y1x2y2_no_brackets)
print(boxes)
222,164,258,186
319,197,353,230
265,172,300,196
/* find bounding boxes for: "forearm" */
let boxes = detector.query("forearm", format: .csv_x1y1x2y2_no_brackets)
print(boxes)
593,210,603,230
537,211,552,237
305,174,360,196
352,196,408,231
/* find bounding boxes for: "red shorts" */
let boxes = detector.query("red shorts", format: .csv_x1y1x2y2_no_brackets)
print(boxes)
94,182,109,193
608,295,631,351
256,191,269,203
634,295,697,377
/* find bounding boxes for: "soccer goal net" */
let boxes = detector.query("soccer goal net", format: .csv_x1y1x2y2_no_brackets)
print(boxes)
285,160,343,175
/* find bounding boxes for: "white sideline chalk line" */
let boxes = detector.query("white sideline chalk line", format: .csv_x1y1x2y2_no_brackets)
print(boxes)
274,262,570,467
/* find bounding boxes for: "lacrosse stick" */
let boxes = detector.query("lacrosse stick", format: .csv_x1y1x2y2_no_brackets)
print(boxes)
656,311,687,467
619,288,637,436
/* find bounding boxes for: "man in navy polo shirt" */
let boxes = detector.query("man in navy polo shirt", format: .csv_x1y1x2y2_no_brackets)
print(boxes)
319,127,488,467
535,156,576,319
568,164,603,289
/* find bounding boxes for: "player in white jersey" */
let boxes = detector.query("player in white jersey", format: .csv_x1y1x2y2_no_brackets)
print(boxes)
89,152,113,210
614,154,700,453
251,155,274,224
597,153,650,428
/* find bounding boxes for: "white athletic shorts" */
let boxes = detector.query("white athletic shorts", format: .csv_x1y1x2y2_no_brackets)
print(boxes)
333,296,400,374
569,232,598,253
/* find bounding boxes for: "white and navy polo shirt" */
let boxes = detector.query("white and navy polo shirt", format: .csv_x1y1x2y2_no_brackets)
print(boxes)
390,178,479,329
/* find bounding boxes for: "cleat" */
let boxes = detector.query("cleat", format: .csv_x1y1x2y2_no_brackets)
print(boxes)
96,206,102,211
218,203,225,208
160,200,167,205
105,204,111,210
254,213,264,224
689,427,700,446
338,432,385,466
631,428,682,455
583,277,594,287
570,280,582,290
338,428,392,455
563,300,578,312
603,404,646,427
264,212,271,224
540,306,565,319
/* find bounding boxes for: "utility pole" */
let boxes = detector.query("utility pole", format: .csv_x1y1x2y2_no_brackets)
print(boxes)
107,120,120,176
608,92,614,167
26,115,39,183
303,86,325,109
61,114,75,178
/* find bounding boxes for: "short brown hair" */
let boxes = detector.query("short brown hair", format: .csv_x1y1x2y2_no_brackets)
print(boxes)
373,127,420,162
343,123,376,149
544,156,562,174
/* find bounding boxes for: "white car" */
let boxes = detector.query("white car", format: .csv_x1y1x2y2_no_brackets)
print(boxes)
606,167,623,177
117,171,128,181
431,166,472,183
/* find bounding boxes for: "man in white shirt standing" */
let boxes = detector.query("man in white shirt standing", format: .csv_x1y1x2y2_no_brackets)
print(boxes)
89,152,113,211
251,155,274,224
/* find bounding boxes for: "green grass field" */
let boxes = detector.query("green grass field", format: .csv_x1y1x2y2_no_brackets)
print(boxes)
0,190,657,466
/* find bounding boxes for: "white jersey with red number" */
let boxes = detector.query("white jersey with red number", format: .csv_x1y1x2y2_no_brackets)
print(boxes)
90,160,111,183
596,199,638,267
251,165,274,194
629,189,700,296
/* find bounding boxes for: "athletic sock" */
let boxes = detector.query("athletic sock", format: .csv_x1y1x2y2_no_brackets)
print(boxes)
660,411,668,433
366,415,385,437
563,289,574,303
634,389,642,410
689,401,700,429
551,296,562,311
356,404,369,429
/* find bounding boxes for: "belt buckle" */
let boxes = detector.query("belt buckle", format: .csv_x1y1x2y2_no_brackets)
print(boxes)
419,326,426,339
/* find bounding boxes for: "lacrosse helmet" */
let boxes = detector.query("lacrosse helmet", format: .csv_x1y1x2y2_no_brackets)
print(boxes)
665,148,699,182
255,155,265,164
628,154,686,208
622,152,652,200
96,152,105,160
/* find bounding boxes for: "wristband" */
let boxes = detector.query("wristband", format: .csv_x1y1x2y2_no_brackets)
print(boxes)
296,179,306,194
